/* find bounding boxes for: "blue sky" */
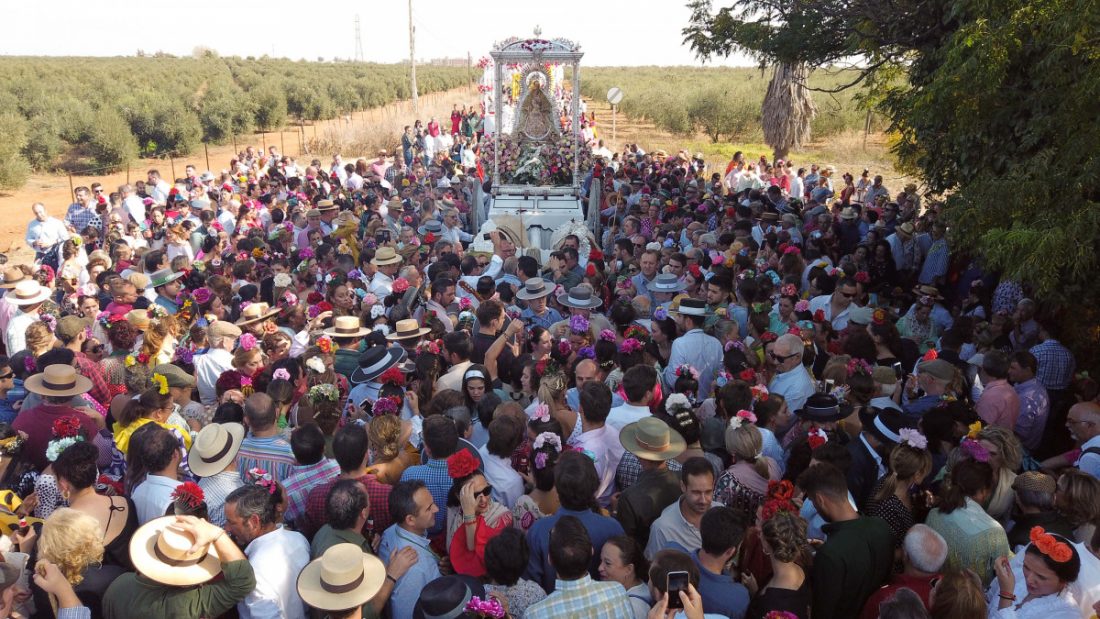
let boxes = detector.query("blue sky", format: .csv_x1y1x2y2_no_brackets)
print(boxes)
2,0,754,66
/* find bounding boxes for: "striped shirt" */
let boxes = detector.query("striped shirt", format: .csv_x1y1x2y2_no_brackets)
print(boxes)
282,458,340,525
199,470,244,526
236,434,297,483
918,237,949,285
399,459,452,536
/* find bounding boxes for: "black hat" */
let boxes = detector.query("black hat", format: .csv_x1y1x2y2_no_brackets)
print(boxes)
412,575,485,619
797,393,852,423
867,408,917,445
350,345,406,385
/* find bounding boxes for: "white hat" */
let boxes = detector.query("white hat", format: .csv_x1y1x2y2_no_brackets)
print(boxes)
7,280,50,305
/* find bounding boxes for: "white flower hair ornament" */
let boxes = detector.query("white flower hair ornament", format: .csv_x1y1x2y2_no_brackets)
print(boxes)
728,409,757,430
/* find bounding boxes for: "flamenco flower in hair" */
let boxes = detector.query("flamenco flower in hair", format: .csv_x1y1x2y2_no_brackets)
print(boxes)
624,325,650,343
760,480,798,521
52,415,83,439
899,428,928,450
151,373,169,395
751,384,770,402
171,481,205,509
728,409,757,430
807,426,828,450
532,403,551,423
392,278,410,294
447,450,480,479
272,368,291,382
316,335,333,355
675,365,700,380
871,308,888,326
794,300,810,313
619,338,644,355
372,396,400,416
1030,527,1073,563
922,348,939,362
967,421,983,439
960,438,990,462
238,333,258,352
377,367,406,387
569,314,590,335
847,358,873,377
738,368,757,383
464,595,506,618
665,393,692,412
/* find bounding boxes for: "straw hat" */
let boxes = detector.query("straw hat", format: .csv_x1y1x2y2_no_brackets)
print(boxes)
6,280,50,305
896,222,916,239
371,247,403,267
24,364,93,398
297,544,386,612
839,207,859,221
619,417,686,461
188,422,245,477
385,319,430,341
235,303,281,326
323,316,371,339
316,199,338,212
0,267,28,289
130,516,223,586
670,298,710,317
515,277,555,301
649,273,687,294
418,220,444,236
126,309,151,332
912,284,945,301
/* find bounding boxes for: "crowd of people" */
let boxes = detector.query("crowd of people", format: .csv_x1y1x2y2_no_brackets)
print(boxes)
4,113,1100,619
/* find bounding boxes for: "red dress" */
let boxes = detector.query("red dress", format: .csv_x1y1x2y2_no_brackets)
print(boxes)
448,510,513,577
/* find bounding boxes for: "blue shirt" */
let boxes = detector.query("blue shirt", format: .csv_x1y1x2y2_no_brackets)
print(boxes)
378,525,442,619
524,507,624,593
521,306,563,331
399,459,451,536
903,393,943,418
566,386,623,412
691,550,749,619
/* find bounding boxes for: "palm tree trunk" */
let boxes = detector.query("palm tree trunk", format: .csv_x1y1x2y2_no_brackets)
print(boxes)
762,62,816,163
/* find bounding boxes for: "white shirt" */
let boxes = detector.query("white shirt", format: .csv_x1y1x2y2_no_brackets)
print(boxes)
194,348,234,405
123,195,146,223
606,403,651,432
768,365,816,416
369,271,394,297
477,446,524,509
1077,435,1100,478
132,474,179,524
239,526,310,619
4,309,39,356
664,329,724,399
645,498,723,560
24,217,69,249
576,423,626,506
149,180,171,204
808,294,858,331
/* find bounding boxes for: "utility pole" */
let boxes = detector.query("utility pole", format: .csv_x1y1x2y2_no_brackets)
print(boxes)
408,0,419,115
353,15,364,62
467,51,472,93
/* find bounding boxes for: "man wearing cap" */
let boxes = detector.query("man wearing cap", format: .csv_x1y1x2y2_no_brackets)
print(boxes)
195,320,242,406
103,514,254,618
56,315,111,408
768,333,816,415
296,208,326,248
665,299,723,400
150,268,184,315
4,279,52,355
902,359,956,417
1006,472,1073,549
369,247,404,297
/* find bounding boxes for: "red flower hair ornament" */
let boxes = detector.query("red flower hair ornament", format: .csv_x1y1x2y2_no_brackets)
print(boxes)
1030,526,1074,563
447,450,479,479
171,481,205,509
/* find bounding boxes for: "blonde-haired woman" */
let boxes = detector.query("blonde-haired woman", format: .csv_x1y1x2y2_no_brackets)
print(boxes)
531,363,581,447
975,425,1022,523
32,508,126,617
714,415,781,518
25,321,55,360
865,435,933,546
139,313,179,366
365,414,418,485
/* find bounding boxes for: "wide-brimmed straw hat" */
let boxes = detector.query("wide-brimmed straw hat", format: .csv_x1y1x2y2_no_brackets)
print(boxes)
316,199,338,212
188,422,245,477
620,417,686,461
297,543,387,612
6,280,50,305
25,364,93,398
385,319,430,341
912,284,945,301
235,302,281,326
896,222,916,239
516,277,555,301
324,316,371,339
556,285,602,309
839,207,859,221
649,273,687,294
130,516,223,586
371,247,403,267
0,267,28,289
350,345,406,384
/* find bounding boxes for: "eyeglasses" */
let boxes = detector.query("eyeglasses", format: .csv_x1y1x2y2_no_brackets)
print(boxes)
769,351,799,363
0,373,13,380
473,485,493,499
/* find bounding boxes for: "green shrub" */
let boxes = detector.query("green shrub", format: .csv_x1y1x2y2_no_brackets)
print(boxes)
199,85,255,143
86,109,137,171
23,116,64,171
0,112,30,190
252,83,288,131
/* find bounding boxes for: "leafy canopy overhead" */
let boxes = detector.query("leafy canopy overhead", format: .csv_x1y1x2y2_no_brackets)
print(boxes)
683,0,1100,314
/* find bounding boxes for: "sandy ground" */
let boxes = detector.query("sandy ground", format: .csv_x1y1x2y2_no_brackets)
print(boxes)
0,86,480,261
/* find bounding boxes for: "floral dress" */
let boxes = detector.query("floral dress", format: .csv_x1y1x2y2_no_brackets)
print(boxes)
713,460,781,522
511,495,548,533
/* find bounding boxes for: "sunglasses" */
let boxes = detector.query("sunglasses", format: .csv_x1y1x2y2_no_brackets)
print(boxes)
769,352,799,363
473,485,493,499
0,373,13,380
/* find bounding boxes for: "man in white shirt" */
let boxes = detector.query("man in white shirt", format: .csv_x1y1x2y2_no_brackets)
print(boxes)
131,425,183,524
194,320,241,405
224,485,309,619
665,298,724,398
477,415,525,508
369,247,404,297
645,457,721,559
575,381,626,507
146,169,172,205
768,333,816,414
24,203,70,262
4,281,50,355
808,276,861,331
120,183,146,224
607,365,657,431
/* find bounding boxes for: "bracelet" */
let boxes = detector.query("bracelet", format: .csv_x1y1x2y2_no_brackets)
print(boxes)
463,514,476,522
386,574,397,584
998,593,1016,601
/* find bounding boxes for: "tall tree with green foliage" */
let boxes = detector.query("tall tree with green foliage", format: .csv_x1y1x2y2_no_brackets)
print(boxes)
684,0,1100,347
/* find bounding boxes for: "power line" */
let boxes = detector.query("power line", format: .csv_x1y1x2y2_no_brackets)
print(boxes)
353,15,364,62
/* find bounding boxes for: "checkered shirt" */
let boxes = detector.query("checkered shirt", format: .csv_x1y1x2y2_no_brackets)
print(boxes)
524,575,633,619
282,458,340,525
1030,339,1076,391
302,473,393,538
399,459,452,536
